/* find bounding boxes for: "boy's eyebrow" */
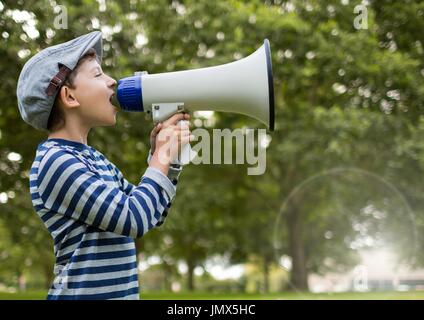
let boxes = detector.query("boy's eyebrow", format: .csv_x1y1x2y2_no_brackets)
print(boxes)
91,66,102,73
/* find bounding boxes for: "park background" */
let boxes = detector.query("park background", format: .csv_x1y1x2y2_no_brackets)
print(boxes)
1,0,424,299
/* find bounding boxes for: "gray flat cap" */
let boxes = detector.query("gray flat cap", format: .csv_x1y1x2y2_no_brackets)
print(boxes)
17,31,103,131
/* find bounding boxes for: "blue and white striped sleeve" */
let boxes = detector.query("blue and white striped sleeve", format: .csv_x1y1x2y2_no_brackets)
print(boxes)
37,148,176,238
146,150,182,226
106,150,182,227
113,165,136,196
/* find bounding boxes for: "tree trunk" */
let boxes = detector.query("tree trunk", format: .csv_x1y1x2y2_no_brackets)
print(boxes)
44,263,54,290
134,238,143,258
187,259,195,291
263,256,270,293
162,261,173,291
17,270,26,291
287,199,309,291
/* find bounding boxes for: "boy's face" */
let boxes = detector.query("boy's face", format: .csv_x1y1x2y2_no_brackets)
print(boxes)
71,58,118,127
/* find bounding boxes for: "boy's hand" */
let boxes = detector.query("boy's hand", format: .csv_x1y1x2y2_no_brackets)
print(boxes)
149,123,162,155
149,113,193,175
149,113,191,154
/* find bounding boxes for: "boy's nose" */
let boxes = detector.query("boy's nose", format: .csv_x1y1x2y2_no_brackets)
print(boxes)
108,77,117,88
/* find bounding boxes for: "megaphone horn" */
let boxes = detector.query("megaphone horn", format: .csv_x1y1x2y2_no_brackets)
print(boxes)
117,39,275,131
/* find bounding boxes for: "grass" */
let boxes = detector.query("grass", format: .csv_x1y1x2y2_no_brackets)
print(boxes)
0,291,423,300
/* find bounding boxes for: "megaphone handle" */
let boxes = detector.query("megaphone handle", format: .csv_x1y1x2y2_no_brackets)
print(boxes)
171,120,196,166
177,141,193,166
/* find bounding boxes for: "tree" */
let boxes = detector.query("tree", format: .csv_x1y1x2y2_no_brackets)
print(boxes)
1,0,424,294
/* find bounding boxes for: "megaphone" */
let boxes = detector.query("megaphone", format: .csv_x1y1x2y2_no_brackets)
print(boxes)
116,39,275,165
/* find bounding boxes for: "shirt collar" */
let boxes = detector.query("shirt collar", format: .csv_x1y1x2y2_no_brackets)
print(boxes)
44,138,91,152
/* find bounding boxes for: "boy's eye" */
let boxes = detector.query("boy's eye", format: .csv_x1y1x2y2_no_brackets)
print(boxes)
95,73,102,77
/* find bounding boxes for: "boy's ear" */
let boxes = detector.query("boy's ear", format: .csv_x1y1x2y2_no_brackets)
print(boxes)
58,85,80,109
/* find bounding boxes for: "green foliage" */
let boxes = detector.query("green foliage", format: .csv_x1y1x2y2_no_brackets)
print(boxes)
0,0,423,292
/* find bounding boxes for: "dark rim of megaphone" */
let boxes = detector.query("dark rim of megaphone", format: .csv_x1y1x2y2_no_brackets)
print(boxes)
264,39,275,132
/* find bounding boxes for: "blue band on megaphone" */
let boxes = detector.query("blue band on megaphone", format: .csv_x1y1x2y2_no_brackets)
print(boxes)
116,75,143,112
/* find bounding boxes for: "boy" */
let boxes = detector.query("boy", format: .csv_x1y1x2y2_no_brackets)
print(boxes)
16,31,192,300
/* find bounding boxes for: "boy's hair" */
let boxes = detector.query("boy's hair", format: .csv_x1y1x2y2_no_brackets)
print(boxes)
47,48,99,132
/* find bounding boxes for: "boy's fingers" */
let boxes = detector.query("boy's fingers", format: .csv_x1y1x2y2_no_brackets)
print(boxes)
162,113,188,127
165,124,189,132
179,128,191,134
179,121,190,130
180,135,194,144
151,123,162,136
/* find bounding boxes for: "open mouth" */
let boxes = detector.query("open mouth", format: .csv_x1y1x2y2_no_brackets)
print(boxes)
109,93,115,104
109,93,119,113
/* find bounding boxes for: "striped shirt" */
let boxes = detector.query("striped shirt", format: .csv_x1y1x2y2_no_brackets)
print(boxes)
29,138,180,300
